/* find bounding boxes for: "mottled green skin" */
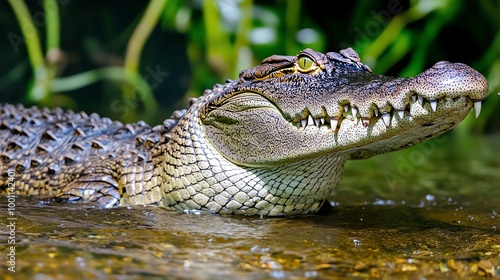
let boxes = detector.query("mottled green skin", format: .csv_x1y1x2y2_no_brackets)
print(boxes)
0,48,488,216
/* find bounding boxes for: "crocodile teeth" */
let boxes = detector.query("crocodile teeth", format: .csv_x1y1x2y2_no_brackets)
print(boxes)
397,110,404,119
301,119,307,128
429,100,437,112
382,113,391,127
344,105,349,112
308,115,314,127
319,118,325,125
373,108,379,117
411,95,417,103
351,107,358,120
418,96,424,105
473,100,482,118
331,117,339,132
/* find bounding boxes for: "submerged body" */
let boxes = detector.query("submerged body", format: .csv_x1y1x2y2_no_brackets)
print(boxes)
0,48,488,216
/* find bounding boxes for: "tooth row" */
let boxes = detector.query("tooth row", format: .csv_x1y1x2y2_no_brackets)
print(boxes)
297,114,325,129
292,95,483,132
413,94,482,118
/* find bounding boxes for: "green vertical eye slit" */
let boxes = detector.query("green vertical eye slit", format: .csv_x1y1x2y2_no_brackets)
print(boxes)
298,56,314,71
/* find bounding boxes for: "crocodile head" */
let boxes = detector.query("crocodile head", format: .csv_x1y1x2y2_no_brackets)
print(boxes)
199,48,488,166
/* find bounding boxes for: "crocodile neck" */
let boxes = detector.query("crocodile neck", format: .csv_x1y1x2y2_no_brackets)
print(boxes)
145,93,347,215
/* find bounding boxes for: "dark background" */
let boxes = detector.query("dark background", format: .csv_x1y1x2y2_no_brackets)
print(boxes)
0,0,498,133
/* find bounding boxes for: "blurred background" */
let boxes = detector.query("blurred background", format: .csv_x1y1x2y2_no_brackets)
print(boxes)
1,0,499,134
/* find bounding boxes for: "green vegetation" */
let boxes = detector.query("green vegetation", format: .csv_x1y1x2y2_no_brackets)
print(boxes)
1,0,498,132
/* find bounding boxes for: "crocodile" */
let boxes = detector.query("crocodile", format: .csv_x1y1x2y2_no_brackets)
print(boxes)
0,48,488,216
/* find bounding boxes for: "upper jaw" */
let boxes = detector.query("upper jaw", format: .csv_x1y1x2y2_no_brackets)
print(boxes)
382,61,488,111
282,61,488,160
290,61,488,132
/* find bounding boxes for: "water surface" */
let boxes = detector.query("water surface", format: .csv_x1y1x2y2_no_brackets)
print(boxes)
1,134,499,279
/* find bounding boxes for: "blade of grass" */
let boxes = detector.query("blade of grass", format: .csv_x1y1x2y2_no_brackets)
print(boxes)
399,1,460,77
7,0,45,71
8,0,51,102
374,30,412,74
42,0,62,107
50,67,156,122
50,67,131,92
363,5,429,69
124,0,168,75
123,0,167,119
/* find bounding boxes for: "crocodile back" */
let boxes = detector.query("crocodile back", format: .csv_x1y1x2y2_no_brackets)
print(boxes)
0,104,161,202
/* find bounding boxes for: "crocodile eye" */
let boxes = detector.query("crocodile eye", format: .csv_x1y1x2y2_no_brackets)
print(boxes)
297,56,314,71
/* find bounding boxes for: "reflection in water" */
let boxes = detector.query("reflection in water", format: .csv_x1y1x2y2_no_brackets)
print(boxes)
1,135,499,279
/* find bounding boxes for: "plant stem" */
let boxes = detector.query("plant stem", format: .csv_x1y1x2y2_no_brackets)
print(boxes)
44,0,60,51
7,0,45,71
123,0,167,120
124,0,168,75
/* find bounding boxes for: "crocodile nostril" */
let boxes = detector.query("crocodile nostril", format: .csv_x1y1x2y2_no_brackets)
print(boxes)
433,61,451,68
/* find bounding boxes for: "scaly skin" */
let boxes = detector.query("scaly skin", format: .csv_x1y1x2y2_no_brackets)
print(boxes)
0,48,488,216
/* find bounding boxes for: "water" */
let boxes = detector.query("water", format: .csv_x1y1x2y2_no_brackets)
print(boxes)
1,134,499,279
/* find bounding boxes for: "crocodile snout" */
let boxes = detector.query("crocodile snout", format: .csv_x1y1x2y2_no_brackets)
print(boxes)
413,61,488,101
